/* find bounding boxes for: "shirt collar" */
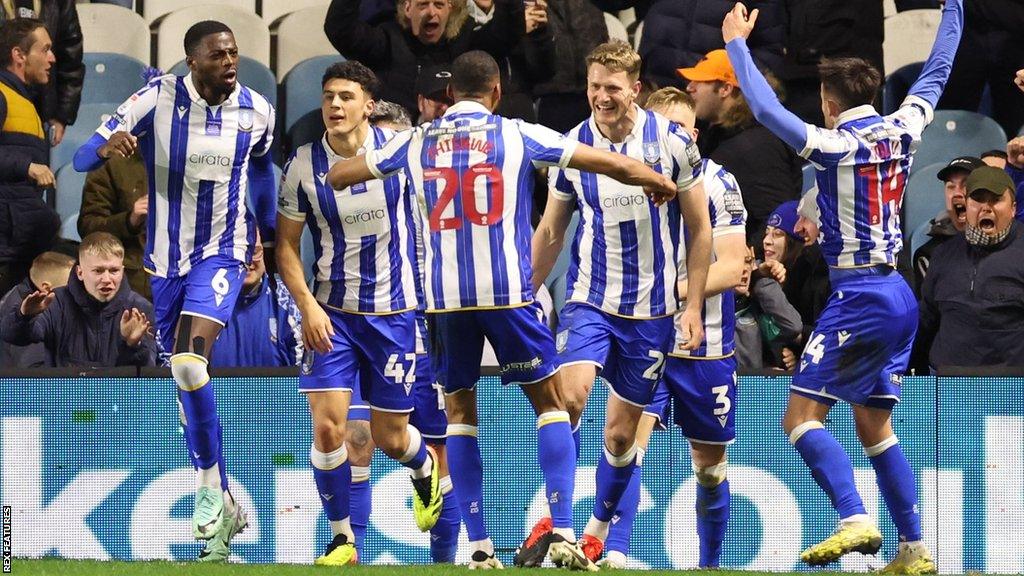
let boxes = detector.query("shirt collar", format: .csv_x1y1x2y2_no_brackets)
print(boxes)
588,104,646,145
442,100,492,117
835,104,878,127
0,69,30,98
182,72,241,107
321,126,375,160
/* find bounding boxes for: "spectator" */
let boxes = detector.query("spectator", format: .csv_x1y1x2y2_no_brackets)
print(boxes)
919,166,1024,369
495,0,554,122
0,18,60,296
733,245,802,370
77,152,150,299
369,99,413,129
209,242,302,367
0,0,83,146
324,0,523,116
589,0,784,91
0,249,72,367
779,0,884,126
981,149,1007,169
1008,136,1024,221
784,194,831,343
912,156,983,290
0,232,158,367
532,0,607,133
678,49,802,247
938,0,1024,137
414,63,453,122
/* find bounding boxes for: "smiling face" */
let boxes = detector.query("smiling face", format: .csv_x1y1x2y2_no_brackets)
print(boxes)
762,226,789,262
966,188,1016,238
188,32,239,99
77,250,124,303
322,78,374,138
944,171,970,231
587,63,640,128
405,0,451,44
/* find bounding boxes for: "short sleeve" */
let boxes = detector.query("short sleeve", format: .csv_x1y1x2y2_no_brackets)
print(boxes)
252,102,276,158
547,166,575,201
800,124,859,168
518,120,578,169
366,128,415,179
665,121,702,192
97,79,161,140
708,166,746,236
277,152,306,222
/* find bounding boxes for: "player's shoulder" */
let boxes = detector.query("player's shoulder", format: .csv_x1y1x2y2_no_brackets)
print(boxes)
238,84,274,118
283,141,316,178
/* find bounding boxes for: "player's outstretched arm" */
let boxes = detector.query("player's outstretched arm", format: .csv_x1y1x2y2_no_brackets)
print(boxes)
530,193,575,293
327,155,376,191
906,0,963,110
567,143,677,204
722,3,807,151
275,215,335,354
676,181,712,351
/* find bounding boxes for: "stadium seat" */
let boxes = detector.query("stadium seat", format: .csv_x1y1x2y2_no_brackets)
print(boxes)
604,13,628,43
143,0,256,24
61,214,81,243
155,5,270,71
90,0,135,8
169,56,278,107
50,103,115,172
883,9,939,75
912,110,1007,174
884,0,897,17
902,161,945,239
54,164,87,239
284,55,342,134
288,109,326,151
274,5,336,81
802,163,816,193
81,53,148,105
632,20,643,52
882,62,924,115
261,0,330,25
908,218,933,264
75,3,150,63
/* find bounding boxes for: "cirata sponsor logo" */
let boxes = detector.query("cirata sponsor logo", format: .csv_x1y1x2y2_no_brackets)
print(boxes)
344,209,386,225
188,153,231,167
602,194,646,208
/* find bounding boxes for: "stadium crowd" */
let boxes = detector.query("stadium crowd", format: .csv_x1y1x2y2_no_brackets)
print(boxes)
0,0,1023,571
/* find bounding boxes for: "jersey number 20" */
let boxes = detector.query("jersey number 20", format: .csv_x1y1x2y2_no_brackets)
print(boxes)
425,163,505,232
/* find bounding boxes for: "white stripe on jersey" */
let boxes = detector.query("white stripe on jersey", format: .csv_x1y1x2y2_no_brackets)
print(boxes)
366,100,578,311
674,160,746,358
97,73,275,278
278,130,418,314
800,97,931,268
550,106,702,318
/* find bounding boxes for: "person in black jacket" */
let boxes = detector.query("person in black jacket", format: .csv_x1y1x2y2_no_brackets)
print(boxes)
0,249,71,367
912,156,983,292
0,231,158,367
919,167,1024,369
324,0,523,116
0,17,60,296
0,0,84,145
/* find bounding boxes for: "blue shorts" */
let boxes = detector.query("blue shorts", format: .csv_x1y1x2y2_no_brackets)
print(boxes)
348,352,448,441
299,308,417,413
151,254,247,353
431,301,559,393
791,267,917,410
556,303,673,407
645,356,737,444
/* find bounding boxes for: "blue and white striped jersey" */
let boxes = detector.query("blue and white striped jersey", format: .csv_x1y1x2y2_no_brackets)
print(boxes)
674,159,746,358
365,100,578,311
278,129,418,314
801,96,932,268
549,107,703,318
96,74,275,278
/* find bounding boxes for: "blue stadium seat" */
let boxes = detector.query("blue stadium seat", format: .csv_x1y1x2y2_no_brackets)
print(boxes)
902,161,945,240
284,55,343,134
169,56,278,107
50,103,116,172
82,53,148,105
912,110,1007,174
89,0,134,8
54,164,87,240
287,109,325,151
908,219,933,264
882,62,924,115
802,163,816,194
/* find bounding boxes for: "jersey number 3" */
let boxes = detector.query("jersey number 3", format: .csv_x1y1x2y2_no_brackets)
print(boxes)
425,163,504,232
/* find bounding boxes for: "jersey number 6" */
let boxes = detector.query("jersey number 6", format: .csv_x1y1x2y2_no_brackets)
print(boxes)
425,163,504,232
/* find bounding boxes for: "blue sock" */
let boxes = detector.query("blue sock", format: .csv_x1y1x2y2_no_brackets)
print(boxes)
536,412,577,529
868,438,922,542
696,479,729,568
572,422,582,460
591,444,637,523
430,476,461,563
350,467,372,556
311,446,352,524
178,384,220,470
606,462,641,555
792,425,865,519
446,426,488,541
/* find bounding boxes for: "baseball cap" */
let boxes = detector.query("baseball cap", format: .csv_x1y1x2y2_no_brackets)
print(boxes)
936,156,983,182
677,50,737,86
766,200,802,242
415,64,453,103
966,166,1015,199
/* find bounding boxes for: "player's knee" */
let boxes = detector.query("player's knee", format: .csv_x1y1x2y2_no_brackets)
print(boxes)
346,421,374,465
170,353,209,391
313,418,346,453
604,429,635,458
693,460,728,488
371,419,410,457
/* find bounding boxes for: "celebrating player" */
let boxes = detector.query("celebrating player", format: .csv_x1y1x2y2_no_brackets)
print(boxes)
275,61,444,565
521,43,712,567
722,0,963,571
327,50,678,570
599,87,749,569
72,21,278,559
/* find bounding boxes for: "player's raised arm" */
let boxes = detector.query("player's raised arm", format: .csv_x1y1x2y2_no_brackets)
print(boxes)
904,0,963,110
530,184,575,293
567,143,677,205
721,3,807,152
